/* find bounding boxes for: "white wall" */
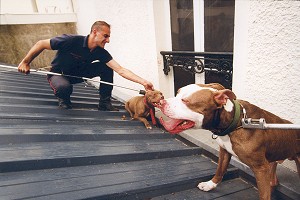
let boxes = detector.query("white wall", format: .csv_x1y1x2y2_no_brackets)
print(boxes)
0,0,76,24
233,0,300,124
74,0,172,101
153,0,174,98
74,0,300,125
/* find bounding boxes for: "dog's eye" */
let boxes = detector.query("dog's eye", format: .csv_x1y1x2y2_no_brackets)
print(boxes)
182,98,189,104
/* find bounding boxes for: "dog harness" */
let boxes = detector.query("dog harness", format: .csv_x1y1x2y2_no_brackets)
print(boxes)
143,97,157,126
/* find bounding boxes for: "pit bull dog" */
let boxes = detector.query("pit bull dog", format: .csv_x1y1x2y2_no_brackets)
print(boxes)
158,83,300,200
125,90,164,129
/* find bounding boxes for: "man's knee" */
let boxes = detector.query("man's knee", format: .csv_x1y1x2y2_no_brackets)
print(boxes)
48,75,73,99
56,83,73,97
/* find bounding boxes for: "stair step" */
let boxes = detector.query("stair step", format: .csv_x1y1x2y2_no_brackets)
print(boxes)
2,63,296,200
0,155,239,200
0,139,201,172
152,178,259,200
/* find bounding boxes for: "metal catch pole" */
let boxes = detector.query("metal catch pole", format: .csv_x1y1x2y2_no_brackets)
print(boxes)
0,64,146,95
242,118,300,130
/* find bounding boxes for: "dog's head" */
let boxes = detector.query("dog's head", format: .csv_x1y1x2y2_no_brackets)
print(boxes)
145,90,164,107
157,83,236,134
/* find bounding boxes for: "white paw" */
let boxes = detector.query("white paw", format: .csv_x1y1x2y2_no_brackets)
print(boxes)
197,180,217,191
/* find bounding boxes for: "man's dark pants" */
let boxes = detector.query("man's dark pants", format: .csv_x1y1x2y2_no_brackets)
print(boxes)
47,62,113,102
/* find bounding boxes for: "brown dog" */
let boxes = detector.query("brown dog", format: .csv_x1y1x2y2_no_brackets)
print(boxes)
125,90,164,129
158,83,300,200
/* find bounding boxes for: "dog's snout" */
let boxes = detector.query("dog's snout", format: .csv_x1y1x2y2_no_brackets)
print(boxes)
160,99,166,105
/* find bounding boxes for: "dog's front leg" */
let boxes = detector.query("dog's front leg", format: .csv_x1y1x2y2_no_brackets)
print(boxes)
198,147,231,191
252,163,271,200
136,116,152,129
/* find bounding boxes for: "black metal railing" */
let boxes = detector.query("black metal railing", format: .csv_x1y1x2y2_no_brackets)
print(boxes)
160,51,233,88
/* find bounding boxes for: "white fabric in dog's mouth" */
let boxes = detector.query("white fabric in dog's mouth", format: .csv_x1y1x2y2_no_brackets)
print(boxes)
159,117,195,134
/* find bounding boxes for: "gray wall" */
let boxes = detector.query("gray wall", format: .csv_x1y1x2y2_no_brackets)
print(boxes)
0,23,76,69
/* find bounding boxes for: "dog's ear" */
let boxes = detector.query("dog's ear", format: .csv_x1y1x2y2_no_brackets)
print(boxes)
213,89,236,107
197,83,225,90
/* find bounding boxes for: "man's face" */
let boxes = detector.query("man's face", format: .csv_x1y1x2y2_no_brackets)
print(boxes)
95,26,110,48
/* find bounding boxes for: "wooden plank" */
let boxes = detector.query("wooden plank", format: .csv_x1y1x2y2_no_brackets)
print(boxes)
0,90,100,102
0,85,100,99
0,77,97,93
0,105,130,121
0,119,156,131
0,105,127,115
0,139,198,161
0,97,124,111
0,130,172,145
152,178,259,200
0,156,238,200
0,139,201,172
0,119,155,130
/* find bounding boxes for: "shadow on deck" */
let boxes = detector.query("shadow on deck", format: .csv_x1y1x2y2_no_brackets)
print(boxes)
0,64,298,200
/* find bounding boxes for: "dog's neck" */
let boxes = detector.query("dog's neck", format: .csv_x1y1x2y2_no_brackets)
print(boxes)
209,100,242,136
143,96,155,108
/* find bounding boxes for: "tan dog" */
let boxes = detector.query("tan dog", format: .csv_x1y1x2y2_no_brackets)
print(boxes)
158,83,300,200
125,90,164,129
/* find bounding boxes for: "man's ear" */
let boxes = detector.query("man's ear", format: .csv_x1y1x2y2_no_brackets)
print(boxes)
213,89,236,107
92,28,97,35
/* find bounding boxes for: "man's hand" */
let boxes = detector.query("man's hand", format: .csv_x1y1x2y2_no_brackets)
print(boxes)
18,62,31,74
143,80,154,91
17,39,51,75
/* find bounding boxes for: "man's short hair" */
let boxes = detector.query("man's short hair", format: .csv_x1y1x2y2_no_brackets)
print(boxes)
90,21,110,33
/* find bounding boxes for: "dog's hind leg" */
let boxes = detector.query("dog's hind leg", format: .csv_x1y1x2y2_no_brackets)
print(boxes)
125,102,134,119
286,156,300,177
293,156,300,177
269,161,279,192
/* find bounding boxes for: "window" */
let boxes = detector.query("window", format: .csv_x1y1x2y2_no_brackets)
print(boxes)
204,0,235,52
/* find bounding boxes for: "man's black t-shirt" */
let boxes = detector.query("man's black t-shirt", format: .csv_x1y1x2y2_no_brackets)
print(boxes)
50,34,112,76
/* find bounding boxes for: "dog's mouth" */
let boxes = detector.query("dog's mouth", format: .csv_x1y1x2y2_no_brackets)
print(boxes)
159,117,195,134
152,102,162,107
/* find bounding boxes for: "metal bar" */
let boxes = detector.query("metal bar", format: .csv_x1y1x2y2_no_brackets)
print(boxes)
0,64,146,95
264,123,300,130
242,118,300,130
160,51,233,57
159,51,233,89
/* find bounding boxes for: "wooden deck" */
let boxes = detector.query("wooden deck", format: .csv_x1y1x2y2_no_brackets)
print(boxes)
0,64,298,200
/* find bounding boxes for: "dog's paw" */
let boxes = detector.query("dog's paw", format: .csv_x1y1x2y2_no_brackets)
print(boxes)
197,180,217,191
146,125,152,129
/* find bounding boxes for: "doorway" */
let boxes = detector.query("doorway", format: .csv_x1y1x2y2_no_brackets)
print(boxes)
169,0,235,91
169,0,195,94
204,0,235,88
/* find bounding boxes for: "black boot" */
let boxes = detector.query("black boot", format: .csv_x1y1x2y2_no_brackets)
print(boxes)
58,98,72,109
98,96,119,111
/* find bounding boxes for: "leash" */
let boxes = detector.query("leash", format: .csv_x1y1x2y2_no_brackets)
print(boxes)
0,64,146,95
143,97,157,126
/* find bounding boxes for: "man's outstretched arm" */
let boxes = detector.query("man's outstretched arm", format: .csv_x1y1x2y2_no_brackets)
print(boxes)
18,39,52,74
106,59,154,91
